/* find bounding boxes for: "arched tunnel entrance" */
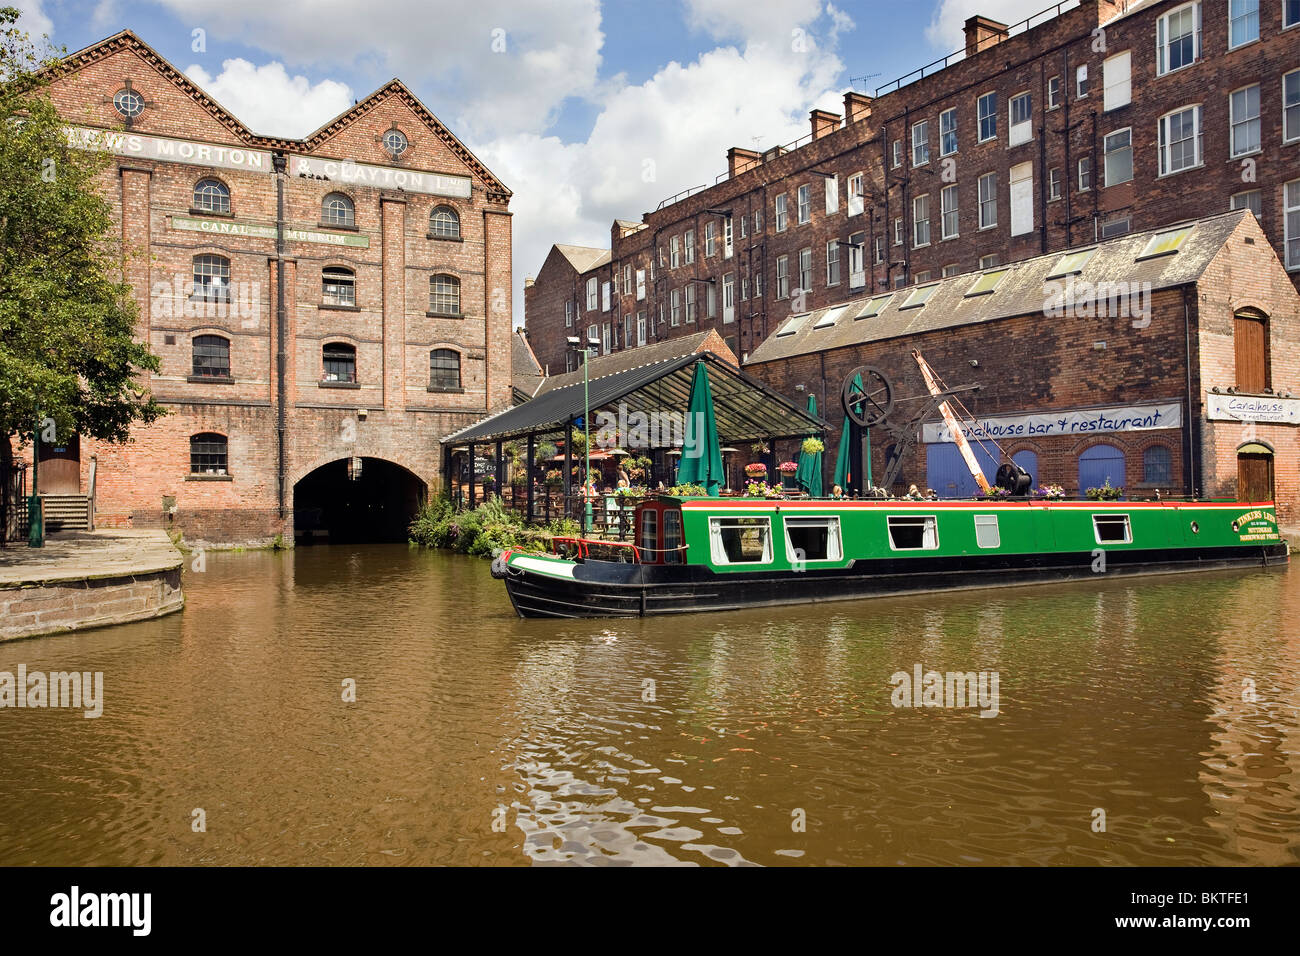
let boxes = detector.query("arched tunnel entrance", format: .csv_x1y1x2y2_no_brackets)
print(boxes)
293,458,427,544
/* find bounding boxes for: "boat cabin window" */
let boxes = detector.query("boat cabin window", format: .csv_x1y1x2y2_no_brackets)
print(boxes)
1093,513,1132,544
709,517,773,565
887,515,939,550
974,514,1000,549
639,508,658,554
784,516,843,562
663,508,684,564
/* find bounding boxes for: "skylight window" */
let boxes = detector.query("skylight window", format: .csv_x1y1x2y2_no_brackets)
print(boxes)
1046,248,1096,279
899,283,939,310
812,305,850,329
1137,226,1192,260
776,313,811,336
855,294,893,319
964,269,1009,297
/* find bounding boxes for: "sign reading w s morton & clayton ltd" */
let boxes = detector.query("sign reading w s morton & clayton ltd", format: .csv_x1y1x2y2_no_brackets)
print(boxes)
288,156,472,199
923,402,1183,444
66,126,272,172
1206,392,1300,425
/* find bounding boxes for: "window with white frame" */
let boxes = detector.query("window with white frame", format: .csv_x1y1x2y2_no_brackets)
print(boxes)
1104,128,1133,185
913,193,931,246
705,220,716,256
705,282,716,318
824,175,839,214
1049,167,1062,200
783,516,843,562
914,271,931,284
741,275,748,299
977,92,997,142
754,208,763,232
1231,190,1262,220
1009,92,1032,146
1009,162,1034,236
1286,179,1300,269
1283,70,1300,143
1230,85,1260,157
684,229,695,263
739,214,748,238
979,253,999,269
798,247,812,293
942,263,960,277
755,270,763,297
776,255,789,298
724,216,734,257
1048,76,1061,109
797,183,811,224
602,322,610,354
670,288,681,325
893,216,903,245
941,184,958,239
912,119,930,165
847,173,865,216
826,240,841,285
891,139,903,168
1287,0,1300,27
1157,3,1200,76
430,274,461,315
637,311,647,345
1228,0,1259,49
775,194,788,232
565,300,573,327
940,108,957,155
670,236,680,268
873,235,884,266
1079,155,1092,190
685,283,697,322
978,172,997,228
1103,52,1131,111
1077,64,1089,98
624,263,632,292
1159,105,1202,174
586,276,598,310
722,273,735,322
849,233,866,288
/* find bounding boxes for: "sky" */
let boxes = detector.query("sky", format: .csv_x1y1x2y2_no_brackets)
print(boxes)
13,0,1067,325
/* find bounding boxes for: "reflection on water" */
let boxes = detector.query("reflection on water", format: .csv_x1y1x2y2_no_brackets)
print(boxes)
0,545,1297,866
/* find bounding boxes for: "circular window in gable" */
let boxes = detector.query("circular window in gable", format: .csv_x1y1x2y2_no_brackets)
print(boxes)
113,87,144,119
383,128,409,159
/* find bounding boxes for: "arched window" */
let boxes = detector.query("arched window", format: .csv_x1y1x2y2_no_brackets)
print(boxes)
193,178,231,214
1233,309,1268,393
193,254,230,300
192,334,230,378
323,343,356,383
1142,445,1172,484
322,193,355,227
429,205,460,239
322,267,356,307
190,433,228,475
429,349,461,390
429,274,460,316
1078,443,1125,493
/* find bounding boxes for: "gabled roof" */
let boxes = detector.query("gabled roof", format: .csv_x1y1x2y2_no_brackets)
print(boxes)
554,244,611,273
746,209,1255,366
54,31,509,197
512,329,544,399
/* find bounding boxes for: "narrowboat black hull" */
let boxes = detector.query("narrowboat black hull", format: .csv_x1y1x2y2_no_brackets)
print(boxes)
497,544,1289,618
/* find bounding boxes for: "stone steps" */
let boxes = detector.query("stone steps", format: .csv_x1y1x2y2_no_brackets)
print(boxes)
40,494,90,531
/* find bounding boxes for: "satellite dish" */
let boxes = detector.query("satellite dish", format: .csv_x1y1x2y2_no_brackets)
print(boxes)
841,366,894,428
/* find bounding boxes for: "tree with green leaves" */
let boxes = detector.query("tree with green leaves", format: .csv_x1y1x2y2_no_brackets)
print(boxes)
0,7,164,481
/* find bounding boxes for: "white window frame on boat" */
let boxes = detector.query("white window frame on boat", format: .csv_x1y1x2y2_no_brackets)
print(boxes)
783,516,844,563
974,514,1001,549
709,516,774,565
886,515,940,551
1093,513,1133,544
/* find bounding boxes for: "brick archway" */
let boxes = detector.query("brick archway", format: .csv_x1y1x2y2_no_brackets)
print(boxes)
291,456,428,543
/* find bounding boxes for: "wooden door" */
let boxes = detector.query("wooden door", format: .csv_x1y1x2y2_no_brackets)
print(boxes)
38,433,80,494
1237,453,1274,503
1233,315,1267,392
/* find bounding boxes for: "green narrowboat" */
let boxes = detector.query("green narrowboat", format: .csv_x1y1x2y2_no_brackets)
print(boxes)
491,496,1288,618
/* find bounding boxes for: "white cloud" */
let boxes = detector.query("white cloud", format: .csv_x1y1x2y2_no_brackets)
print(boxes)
185,60,354,138
11,0,53,37
152,0,604,141
683,0,825,43
924,0,1079,53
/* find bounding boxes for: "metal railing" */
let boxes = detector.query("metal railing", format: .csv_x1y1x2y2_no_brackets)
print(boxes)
1,461,30,545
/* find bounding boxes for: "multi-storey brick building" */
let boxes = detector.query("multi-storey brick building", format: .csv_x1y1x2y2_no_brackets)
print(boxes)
26,30,512,545
525,0,1300,365
744,209,1300,521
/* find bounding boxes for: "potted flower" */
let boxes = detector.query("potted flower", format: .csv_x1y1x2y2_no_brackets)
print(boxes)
745,462,768,479
745,480,780,498
801,437,825,456
778,460,799,488
1085,480,1124,501
982,485,1011,498
1036,484,1065,500
544,469,562,488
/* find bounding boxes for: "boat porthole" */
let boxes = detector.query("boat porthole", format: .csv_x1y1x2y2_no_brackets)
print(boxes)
1190,521,1199,534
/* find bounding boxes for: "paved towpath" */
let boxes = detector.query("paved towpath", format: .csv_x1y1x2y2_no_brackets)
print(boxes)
0,529,183,587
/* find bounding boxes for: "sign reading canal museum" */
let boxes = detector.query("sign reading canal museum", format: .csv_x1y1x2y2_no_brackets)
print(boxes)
66,126,272,172
170,215,370,248
289,156,472,198
1206,392,1300,425
923,402,1183,444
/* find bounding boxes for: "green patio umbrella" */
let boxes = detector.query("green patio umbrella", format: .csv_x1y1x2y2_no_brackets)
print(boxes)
677,360,725,497
832,372,863,490
795,395,823,497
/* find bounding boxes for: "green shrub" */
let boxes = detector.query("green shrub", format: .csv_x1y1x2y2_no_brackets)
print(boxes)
409,496,581,557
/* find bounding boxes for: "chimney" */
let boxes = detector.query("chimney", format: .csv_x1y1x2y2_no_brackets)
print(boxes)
727,146,761,178
842,91,873,126
524,277,535,289
810,109,841,140
964,15,1009,57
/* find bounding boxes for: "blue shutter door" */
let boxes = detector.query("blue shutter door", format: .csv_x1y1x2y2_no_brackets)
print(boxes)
926,442,999,498
1012,450,1039,487
1078,444,1125,492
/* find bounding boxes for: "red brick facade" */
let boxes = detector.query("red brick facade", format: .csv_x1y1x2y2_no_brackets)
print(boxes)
525,0,1300,365
27,31,512,545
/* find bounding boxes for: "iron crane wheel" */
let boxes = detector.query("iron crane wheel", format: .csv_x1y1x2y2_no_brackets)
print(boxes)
841,366,894,428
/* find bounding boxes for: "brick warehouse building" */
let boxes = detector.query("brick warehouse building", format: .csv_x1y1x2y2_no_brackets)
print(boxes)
524,0,1300,373
24,31,512,545
744,209,1300,522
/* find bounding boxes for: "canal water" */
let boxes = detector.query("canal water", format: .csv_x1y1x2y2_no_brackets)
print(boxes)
1,545,1298,867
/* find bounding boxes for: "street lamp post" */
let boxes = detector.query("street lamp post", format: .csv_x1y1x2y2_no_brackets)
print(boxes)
567,334,600,535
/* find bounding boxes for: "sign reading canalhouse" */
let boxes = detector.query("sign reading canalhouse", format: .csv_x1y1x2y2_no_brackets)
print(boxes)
288,156,472,198
1206,393,1300,425
66,126,272,172
923,402,1183,443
